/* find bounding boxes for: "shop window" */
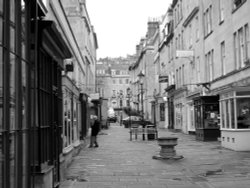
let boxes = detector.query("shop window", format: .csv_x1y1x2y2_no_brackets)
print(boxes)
0,47,2,188
0,47,2,131
204,104,219,128
10,26,16,53
236,98,250,129
10,0,15,23
10,53,16,131
0,0,2,12
220,89,250,129
0,18,2,45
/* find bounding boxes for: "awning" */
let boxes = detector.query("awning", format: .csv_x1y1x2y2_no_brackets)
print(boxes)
37,20,72,68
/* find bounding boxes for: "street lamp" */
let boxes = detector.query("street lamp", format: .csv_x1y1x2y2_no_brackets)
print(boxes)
126,87,132,128
153,89,157,127
137,71,145,140
137,71,145,119
117,91,123,126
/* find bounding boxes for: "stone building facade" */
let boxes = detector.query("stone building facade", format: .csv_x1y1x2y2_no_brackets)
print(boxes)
144,0,250,151
0,0,97,188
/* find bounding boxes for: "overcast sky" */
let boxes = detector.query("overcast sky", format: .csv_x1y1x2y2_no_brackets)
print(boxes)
87,0,172,59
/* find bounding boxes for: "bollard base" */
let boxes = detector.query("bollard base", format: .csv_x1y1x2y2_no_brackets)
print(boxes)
152,154,183,160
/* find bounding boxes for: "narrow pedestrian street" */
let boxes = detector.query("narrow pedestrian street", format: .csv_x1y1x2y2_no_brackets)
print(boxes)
60,124,250,188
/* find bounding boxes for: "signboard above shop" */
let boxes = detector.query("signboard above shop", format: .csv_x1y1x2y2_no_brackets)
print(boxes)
176,50,194,58
89,93,100,100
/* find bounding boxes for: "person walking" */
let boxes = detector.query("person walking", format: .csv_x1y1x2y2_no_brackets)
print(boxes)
89,115,100,148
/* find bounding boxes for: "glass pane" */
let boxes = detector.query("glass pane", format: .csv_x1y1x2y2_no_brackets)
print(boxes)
226,100,230,128
22,132,28,188
21,42,26,60
0,0,3,12
204,104,219,129
10,0,15,23
0,46,2,188
10,53,16,130
67,97,71,145
236,98,250,129
9,133,17,188
0,47,2,131
236,91,250,96
0,46,2,187
63,95,68,148
0,17,2,45
22,61,27,128
21,0,26,61
231,99,235,129
10,26,15,52
221,101,226,128
0,133,4,188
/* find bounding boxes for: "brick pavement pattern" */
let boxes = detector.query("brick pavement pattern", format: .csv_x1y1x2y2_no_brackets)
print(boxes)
60,124,250,188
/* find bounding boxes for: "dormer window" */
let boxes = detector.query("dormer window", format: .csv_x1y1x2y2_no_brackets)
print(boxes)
233,0,246,11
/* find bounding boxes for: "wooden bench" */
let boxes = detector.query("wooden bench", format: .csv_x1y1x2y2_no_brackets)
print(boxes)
129,124,158,141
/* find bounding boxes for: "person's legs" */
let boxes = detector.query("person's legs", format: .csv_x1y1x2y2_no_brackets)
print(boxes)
94,136,99,147
89,136,94,147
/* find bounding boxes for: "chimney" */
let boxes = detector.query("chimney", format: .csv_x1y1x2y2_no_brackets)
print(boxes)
146,18,159,38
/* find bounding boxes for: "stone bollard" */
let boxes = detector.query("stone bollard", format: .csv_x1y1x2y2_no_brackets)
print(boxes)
153,137,183,160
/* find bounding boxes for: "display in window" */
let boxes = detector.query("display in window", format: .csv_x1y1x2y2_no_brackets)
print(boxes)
204,104,219,129
237,98,250,129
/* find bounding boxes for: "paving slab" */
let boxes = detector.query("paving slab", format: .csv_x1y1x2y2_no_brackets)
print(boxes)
60,124,250,188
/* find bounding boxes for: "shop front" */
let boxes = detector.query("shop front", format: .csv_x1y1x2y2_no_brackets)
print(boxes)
193,96,220,141
219,86,250,151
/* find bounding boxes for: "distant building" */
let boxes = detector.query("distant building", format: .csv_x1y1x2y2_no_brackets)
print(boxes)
129,18,161,121
96,56,136,111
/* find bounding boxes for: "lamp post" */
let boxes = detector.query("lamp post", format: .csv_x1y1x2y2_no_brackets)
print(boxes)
138,71,145,140
153,89,157,127
126,88,132,128
118,91,123,126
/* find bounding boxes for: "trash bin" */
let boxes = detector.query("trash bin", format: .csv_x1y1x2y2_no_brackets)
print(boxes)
147,125,156,140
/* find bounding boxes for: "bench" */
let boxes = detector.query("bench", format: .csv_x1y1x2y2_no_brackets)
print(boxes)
129,124,158,141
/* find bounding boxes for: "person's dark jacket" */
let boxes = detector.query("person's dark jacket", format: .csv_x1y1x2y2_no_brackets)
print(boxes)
91,119,100,136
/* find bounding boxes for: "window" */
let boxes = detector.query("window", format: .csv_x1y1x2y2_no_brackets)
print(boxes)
245,24,250,63
160,103,165,121
239,28,245,66
181,30,184,49
119,79,122,84
189,24,192,47
195,16,199,41
116,70,120,75
221,41,226,75
196,56,201,83
182,65,185,85
219,0,224,23
236,98,250,129
178,34,181,50
234,24,250,69
233,0,246,11
175,37,178,50
234,32,239,69
220,89,250,129
113,79,116,84
179,67,182,86
176,69,178,88
206,50,214,81
204,5,213,36
180,0,183,19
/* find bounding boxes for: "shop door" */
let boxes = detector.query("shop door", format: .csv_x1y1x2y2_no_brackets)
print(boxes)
38,50,62,187
51,62,62,187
